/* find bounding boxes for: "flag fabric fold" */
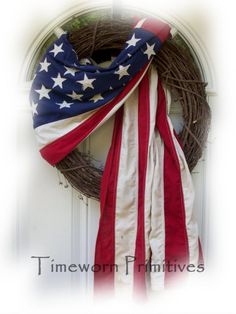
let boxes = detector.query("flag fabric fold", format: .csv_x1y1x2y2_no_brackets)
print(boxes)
30,16,202,296
30,17,171,165
94,66,200,297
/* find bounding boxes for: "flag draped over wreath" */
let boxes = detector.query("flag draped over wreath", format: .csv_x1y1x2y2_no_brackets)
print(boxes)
30,17,203,296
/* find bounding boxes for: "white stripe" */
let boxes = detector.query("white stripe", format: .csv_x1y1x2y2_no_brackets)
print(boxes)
34,63,151,150
134,18,147,28
146,71,166,292
149,132,165,291
114,87,139,297
34,108,99,149
143,67,156,270
143,66,158,274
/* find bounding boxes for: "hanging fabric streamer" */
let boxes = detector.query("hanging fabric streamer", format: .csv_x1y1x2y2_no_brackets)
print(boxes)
30,17,203,297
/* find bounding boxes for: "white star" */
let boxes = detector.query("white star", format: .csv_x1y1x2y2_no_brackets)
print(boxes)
126,34,141,49
31,102,38,115
50,43,64,57
64,66,78,76
67,91,83,101
115,64,131,80
90,93,104,103
143,43,156,59
35,85,51,100
109,86,113,90
56,100,73,109
39,58,51,72
77,74,96,90
51,73,66,88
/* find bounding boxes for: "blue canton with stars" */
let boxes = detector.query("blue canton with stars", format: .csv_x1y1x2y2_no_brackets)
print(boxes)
30,26,163,129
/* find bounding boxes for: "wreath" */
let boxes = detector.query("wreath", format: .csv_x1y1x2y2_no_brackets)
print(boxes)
53,17,211,201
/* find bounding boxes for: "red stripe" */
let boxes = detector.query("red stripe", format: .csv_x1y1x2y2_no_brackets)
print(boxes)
94,108,124,295
174,131,204,268
40,63,150,166
133,72,150,296
155,80,189,282
132,17,171,43
141,18,171,43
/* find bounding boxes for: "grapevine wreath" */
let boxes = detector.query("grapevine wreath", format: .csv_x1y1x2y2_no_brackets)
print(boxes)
50,16,211,201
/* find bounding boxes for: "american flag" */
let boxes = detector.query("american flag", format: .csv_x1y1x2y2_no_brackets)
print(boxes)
30,17,171,165
30,17,203,297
